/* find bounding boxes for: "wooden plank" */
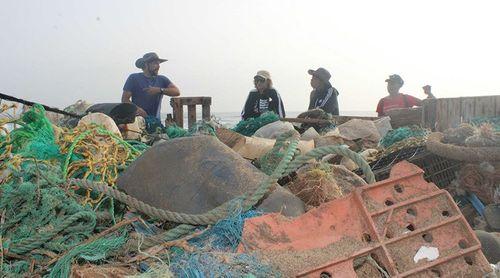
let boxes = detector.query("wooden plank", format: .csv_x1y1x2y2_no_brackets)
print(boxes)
421,98,437,130
180,97,211,106
187,105,196,128
435,98,449,131
474,96,496,117
446,98,462,129
202,104,211,121
460,97,476,123
332,115,379,125
202,98,212,106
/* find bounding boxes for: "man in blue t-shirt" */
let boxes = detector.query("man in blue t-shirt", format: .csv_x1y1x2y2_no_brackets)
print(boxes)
121,52,180,119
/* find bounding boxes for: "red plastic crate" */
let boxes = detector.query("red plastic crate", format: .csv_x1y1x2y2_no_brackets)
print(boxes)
239,161,492,277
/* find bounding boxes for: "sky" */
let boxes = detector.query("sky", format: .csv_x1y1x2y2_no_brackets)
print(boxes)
1,0,499,115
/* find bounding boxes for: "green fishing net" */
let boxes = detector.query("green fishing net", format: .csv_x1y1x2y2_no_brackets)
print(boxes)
232,112,280,137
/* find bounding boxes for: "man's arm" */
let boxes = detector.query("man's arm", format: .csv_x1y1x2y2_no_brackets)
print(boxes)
406,95,422,107
122,90,147,117
376,99,384,117
163,83,180,97
269,90,286,118
241,92,255,120
142,83,180,97
121,90,132,103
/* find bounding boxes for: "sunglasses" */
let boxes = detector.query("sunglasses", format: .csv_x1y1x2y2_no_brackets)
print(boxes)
254,77,266,83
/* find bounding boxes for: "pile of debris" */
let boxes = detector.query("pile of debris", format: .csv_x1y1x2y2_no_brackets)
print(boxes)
0,102,497,277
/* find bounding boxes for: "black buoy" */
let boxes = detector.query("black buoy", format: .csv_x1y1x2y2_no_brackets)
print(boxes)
86,103,138,125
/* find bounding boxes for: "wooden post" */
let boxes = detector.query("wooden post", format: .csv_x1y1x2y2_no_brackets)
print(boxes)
422,98,437,130
202,98,212,121
187,105,196,128
170,97,212,128
171,98,184,127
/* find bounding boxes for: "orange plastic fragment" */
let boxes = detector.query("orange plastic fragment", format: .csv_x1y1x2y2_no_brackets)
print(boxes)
239,161,492,277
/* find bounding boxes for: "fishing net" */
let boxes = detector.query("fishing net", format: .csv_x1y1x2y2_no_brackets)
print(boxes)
256,131,296,175
167,204,280,277
0,104,281,277
287,162,344,208
379,125,429,149
49,232,128,278
165,124,189,138
232,112,280,137
1,104,60,161
145,116,164,134
470,116,500,132
59,123,142,205
0,154,128,277
0,105,132,277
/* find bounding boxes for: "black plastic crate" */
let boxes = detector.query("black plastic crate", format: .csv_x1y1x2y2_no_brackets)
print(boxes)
356,146,462,188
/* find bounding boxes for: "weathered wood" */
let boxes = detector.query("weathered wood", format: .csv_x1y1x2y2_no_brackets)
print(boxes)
436,98,449,131
171,98,183,127
474,96,496,117
170,97,212,128
187,105,196,128
461,97,476,123
446,98,462,129
385,107,422,128
179,97,211,106
202,98,212,106
202,104,211,121
422,98,437,130
430,95,500,131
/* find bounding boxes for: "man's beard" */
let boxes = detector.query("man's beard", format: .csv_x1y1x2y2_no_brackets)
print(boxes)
147,66,159,76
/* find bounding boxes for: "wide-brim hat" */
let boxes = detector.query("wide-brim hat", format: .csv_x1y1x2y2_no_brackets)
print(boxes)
254,70,272,81
308,67,332,87
135,52,167,69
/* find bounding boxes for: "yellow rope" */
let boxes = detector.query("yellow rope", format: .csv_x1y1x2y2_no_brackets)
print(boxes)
58,124,140,206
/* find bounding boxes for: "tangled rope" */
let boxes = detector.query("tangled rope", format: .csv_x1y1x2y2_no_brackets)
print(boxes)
60,124,143,206
427,132,500,162
71,134,300,226
284,145,376,183
70,136,375,235
7,211,96,255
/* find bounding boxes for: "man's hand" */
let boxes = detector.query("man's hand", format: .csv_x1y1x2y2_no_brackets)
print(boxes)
143,86,162,95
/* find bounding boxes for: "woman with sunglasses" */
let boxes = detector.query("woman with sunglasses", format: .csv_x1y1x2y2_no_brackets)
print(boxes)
241,70,286,120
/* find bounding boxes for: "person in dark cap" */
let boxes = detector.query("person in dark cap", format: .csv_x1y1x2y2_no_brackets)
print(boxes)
121,52,180,119
307,67,339,115
376,74,433,116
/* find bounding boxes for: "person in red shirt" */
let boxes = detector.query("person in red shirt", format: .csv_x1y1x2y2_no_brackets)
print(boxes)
376,74,430,116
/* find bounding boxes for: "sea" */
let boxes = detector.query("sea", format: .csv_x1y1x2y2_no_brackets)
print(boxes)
165,110,377,129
